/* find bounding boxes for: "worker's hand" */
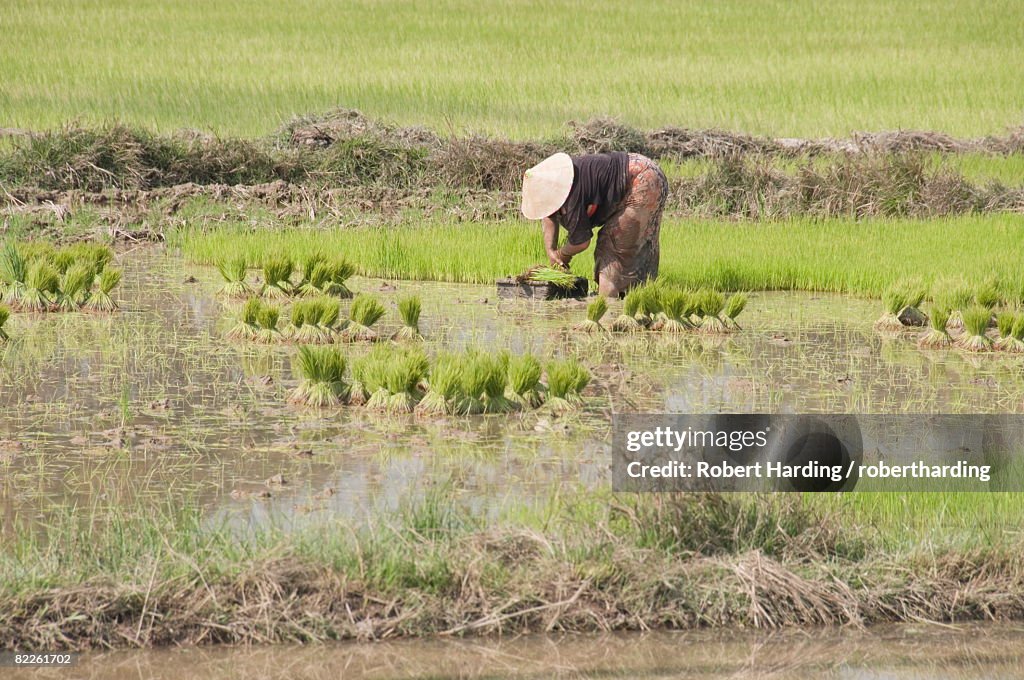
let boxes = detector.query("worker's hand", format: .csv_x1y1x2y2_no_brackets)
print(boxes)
547,250,567,269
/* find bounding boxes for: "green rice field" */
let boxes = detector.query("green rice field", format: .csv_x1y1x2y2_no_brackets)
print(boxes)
2,0,1023,137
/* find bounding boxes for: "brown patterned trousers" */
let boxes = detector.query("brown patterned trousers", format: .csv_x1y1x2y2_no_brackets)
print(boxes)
593,153,668,298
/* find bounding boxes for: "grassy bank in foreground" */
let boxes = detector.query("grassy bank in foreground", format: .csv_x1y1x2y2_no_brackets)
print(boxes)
3,0,1022,137
3,490,1024,649
174,214,1024,298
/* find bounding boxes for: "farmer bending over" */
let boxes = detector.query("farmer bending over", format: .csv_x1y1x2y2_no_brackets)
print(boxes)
520,151,668,297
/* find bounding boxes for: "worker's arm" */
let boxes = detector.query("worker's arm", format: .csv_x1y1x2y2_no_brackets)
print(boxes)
542,217,562,266
556,238,590,266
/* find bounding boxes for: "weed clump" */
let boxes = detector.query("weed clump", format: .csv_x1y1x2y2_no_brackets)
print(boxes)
343,294,386,341
918,307,952,349
416,354,464,416
957,306,992,351
394,295,422,340
545,359,590,414
574,296,608,333
289,346,349,407
217,257,252,298
85,268,121,312
611,287,643,333
507,353,545,409
261,257,294,299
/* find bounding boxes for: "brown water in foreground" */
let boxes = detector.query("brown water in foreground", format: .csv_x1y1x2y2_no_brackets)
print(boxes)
7,624,1023,679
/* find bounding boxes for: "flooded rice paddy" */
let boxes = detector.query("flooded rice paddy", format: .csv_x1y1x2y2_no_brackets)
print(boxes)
3,247,1024,530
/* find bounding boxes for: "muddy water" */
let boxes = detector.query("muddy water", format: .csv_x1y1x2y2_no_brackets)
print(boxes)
7,624,1022,679
3,248,1024,527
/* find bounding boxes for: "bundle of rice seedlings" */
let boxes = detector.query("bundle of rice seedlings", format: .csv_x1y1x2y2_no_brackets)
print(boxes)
611,287,643,332
342,294,386,341
956,306,992,352
350,346,390,407
0,242,28,305
85,267,121,312
380,348,429,412
480,352,516,413
507,353,545,409
227,297,263,340
56,263,94,311
1003,316,1024,353
723,292,748,329
697,289,728,334
574,296,608,333
297,253,327,293
288,345,350,407
72,243,113,276
917,307,952,349
288,297,340,344
994,312,1017,350
394,295,422,340
52,248,78,274
255,304,282,344
20,259,59,312
321,259,357,298
874,285,909,331
261,257,294,299
545,359,591,414
456,353,489,415
943,283,973,330
635,282,663,328
217,257,252,297
416,354,464,415
0,305,9,341
658,289,691,333
521,265,577,289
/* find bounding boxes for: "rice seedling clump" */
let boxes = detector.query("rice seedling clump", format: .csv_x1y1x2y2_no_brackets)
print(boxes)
545,359,591,414
994,312,1016,351
350,345,391,407
343,293,386,341
507,353,545,409
975,280,1001,310
261,257,294,299
20,259,60,312
1003,315,1024,353
394,295,422,340
918,306,952,349
227,297,264,340
288,297,340,344
611,287,643,333
520,265,577,289
957,306,992,352
723,292,748,329
875,283,925,330
416,354,464,416
255,303,282,343
56,262,94,311
574,296,608,333
0,242,28,306
658,288,691,333
85,267,122,312
380,347,429,412
697,289,727,334
289,345,350,407
635,282,663,328
217,257,253,298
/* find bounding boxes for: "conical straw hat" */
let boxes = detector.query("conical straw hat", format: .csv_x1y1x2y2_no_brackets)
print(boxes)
521,152,574,219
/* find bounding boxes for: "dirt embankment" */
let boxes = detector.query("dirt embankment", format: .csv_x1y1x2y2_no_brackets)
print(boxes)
2,111,1023,238
3,494,1023,650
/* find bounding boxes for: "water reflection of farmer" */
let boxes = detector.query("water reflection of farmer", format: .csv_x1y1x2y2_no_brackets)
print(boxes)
520,151,668,298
